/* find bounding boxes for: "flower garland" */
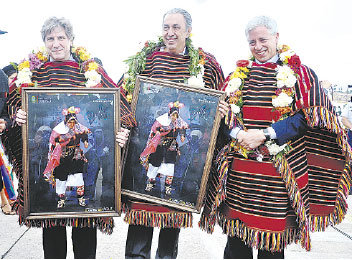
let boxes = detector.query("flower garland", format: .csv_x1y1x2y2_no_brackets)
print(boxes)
15,46,101,90
122,36,206,102
226,44,300,161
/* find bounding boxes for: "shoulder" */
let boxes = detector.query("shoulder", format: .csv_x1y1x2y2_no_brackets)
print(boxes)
200,48,222,69
0,69,7,81
0,70,9,91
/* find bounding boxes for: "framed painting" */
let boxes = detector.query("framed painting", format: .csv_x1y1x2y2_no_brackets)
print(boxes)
22,87,121,219
122,76,225,212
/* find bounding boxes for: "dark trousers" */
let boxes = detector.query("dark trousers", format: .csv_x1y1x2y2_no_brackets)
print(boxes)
42,226,97,259
224,236,284,259
125,224,180,259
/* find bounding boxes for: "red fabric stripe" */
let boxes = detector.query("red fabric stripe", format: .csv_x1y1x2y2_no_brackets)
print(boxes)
130,202,174,213
251,62,277,70
243,107,273,122
231,159,279,177
222,205,290,231
306,153,345,172
310,204,334,215
296,172,308,189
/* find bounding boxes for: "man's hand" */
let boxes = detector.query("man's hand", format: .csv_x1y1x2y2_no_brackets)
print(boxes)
218,100,230,119
238,129,266,150
116,127,130,148
0,119,6,133
16,109,27,126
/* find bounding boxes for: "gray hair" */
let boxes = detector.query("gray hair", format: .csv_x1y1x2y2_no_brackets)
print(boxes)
245,16,278,40
41,17,74,42
163,8,192,30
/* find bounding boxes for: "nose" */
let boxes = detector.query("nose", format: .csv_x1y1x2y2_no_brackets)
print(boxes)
52,37,60,47
254,41,263,50
166,27,175,36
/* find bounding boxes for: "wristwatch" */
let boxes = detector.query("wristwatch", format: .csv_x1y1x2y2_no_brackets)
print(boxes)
263,128,271,142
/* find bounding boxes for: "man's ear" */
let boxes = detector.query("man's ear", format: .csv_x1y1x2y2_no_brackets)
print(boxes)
186,27,192,38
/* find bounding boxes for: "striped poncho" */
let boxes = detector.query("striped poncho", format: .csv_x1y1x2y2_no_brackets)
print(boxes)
200,62,352,251
5,59,135,234
121,49,225,228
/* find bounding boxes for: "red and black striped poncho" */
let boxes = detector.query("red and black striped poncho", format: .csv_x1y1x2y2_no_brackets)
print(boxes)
5,59,135,234
200,62,352,252
121,49,225,228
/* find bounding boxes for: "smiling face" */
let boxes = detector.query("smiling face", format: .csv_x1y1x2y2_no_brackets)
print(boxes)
248,26,279,63
44,26,72,61
162,13,191,54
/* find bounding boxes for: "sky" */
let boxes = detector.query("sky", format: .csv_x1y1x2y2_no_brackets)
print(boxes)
0,0,351,88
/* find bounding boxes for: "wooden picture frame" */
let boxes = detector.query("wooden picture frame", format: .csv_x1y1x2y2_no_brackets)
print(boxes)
122,76,225,213
22,87,121,219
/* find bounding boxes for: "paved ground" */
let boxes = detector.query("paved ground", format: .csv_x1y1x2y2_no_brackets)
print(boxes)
1,198,352,259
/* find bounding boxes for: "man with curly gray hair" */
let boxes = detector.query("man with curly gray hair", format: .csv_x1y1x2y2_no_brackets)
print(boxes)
9,17,135,259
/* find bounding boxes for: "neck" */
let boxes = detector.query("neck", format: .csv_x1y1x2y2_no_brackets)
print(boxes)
255,54,279,64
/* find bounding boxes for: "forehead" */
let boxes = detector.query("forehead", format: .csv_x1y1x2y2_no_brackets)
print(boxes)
45,26,67,38
163,13,186,26
248,26,273,39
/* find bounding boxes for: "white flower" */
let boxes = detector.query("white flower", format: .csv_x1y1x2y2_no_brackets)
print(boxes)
230,104,241,114
85,70,101,87
256,153,263,162
15,68,32,86
225,77,242,95
197,64,205,76
276,65,296,88
188,74,204,88
279,49,295,62
266,142,287,155
272,92,293,107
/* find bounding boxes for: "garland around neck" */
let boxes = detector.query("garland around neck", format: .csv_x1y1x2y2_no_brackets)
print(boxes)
226,44,301,162
122,37,207,102
15,46,102,90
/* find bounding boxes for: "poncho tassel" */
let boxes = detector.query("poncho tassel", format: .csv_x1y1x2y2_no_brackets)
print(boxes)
124,209,193,228
218,212,299,253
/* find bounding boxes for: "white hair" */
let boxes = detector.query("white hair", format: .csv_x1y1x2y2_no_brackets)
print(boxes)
41,17,74,42
245,16,278,40
163,8,192,30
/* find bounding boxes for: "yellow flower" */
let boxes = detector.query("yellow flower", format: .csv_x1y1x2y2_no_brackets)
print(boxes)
231,70,247,80
18,60,30,70
88,61,99,71
37,52,48,62
239,67,249,73
80,52,90,61
76,47,91,61
127,94,133,103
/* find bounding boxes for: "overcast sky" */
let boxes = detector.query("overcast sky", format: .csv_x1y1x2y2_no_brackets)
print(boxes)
0,0,351,87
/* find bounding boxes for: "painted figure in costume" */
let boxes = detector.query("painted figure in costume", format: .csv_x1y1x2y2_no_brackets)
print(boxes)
141,101,188,195
43,106,90,208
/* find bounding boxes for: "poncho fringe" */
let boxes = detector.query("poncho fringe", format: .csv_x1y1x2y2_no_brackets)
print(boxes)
123,208,193,228
199,105,352,252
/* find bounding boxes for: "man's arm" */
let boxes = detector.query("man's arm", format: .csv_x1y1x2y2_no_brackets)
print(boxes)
231,111,309,149
341,116,352,129
271,111,309,145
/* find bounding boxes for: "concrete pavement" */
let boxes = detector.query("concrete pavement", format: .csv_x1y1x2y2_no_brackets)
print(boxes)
1,198,352,259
